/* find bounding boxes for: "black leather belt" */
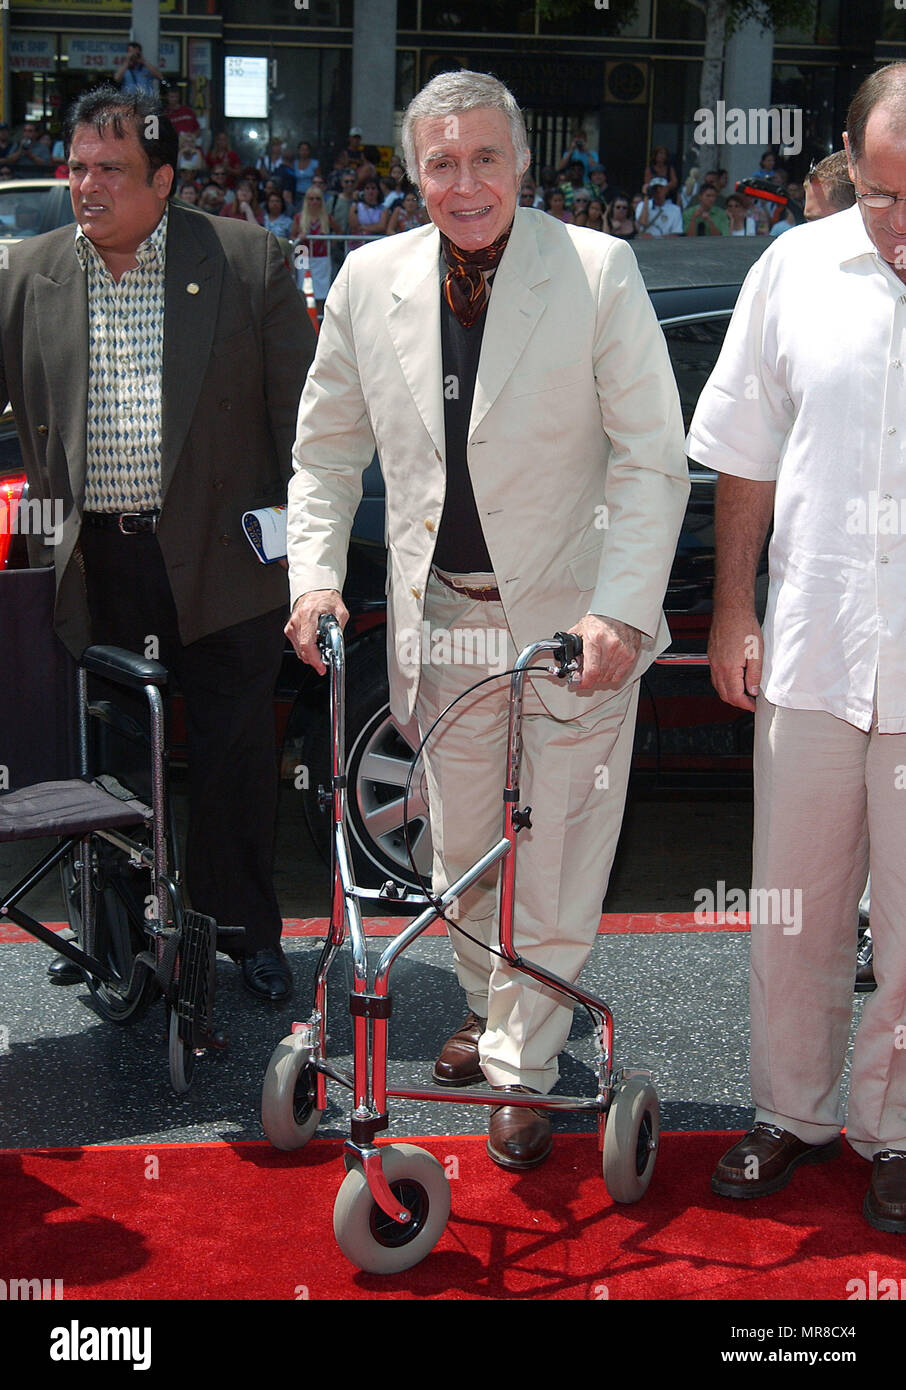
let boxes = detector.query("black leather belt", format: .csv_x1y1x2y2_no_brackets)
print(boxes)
82,510,160,535
433,568,501,602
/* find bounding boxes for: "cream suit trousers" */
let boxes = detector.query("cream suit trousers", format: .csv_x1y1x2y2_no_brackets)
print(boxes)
751,696,906,1159
414,568,639,1093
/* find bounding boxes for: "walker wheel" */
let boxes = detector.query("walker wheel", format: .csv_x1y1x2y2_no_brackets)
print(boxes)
602,1075,659,1203
261,1035,323,1150
333,1143,451,1274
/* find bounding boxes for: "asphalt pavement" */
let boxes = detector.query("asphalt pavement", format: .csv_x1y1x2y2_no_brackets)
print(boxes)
0,784,866,1152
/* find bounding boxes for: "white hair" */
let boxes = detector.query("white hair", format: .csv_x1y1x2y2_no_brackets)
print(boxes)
401,70,530,187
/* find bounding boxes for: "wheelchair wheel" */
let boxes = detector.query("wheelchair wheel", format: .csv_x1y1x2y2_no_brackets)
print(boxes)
602,1075,659,1204
261,1035,323,1150
168,1006,195,1095
333,1143,450,1274
60,843,158,1024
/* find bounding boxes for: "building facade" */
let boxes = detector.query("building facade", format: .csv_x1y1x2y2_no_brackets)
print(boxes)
1,0,900,191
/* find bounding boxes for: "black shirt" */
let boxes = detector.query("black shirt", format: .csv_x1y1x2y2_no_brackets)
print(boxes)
432,273,493,573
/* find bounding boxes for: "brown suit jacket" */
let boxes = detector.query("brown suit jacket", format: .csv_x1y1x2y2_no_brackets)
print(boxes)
0,201,315,655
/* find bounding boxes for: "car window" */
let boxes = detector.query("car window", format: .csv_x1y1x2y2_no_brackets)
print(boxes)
0,185,52,238
661,314,731,433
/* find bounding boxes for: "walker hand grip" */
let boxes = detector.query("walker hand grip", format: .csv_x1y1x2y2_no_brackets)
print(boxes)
317,612,341,663
552,631,583,678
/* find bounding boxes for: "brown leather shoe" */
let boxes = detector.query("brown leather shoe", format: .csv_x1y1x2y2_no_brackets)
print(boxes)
487,1085,552,1171
432,1011,486,1086
711,1122,841,1198
863,1150,906,1234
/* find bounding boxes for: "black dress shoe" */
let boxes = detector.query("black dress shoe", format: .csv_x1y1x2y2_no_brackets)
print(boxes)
239,947,293,1002
47,954,84,985
855,929,876,993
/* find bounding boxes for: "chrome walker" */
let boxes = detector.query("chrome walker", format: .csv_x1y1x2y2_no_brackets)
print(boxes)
262,614,659,1273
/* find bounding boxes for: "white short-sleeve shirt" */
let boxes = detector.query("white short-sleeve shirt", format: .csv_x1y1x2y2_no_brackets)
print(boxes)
687,203,906,734
634,199,683,236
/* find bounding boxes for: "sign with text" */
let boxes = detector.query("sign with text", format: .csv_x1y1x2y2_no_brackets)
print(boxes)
10,33,56,72
64,36,180,73
16,1,176,11
224,56,268,119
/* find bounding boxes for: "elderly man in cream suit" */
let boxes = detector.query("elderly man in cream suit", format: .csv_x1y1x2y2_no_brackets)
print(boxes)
286,71,688,1171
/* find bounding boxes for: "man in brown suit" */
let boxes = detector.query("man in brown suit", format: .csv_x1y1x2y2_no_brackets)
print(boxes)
0,85,315,999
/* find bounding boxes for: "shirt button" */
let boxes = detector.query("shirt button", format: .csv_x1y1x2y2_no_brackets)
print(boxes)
37,424,48,435
410,586,421,599
434,449,442,461
219,399,232,411
213,479,224,491
424,520,435,532
893,360,902,368
220,535,231,546
888,427,896,435
880,554,890,564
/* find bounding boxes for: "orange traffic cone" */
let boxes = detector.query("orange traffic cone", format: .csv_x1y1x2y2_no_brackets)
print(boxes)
295,243,319,333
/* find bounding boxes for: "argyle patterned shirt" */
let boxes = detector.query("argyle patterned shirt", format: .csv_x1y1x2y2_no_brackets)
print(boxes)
77,207,168,512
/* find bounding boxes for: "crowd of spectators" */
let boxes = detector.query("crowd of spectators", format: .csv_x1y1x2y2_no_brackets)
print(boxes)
524,132,808,242
167,118,430,307
0,97,814,305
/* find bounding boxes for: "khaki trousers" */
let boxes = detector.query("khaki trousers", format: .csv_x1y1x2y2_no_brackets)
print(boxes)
415,569,639,1092
751,697,906,1159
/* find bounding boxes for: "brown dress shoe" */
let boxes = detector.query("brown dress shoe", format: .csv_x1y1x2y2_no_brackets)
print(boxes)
432,1011,486,1086
711,1122,841,1198
864,1150,906,1234
487,1085,552,1171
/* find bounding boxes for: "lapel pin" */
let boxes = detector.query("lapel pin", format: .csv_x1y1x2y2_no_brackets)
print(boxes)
186,282,200,295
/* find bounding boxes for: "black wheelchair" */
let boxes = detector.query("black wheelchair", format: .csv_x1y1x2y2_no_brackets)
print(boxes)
0,567,218,1093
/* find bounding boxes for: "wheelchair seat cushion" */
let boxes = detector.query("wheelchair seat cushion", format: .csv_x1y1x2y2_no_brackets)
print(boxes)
0,779,150,843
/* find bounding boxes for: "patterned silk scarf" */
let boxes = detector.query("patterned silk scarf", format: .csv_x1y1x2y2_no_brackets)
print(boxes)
439,224,512,328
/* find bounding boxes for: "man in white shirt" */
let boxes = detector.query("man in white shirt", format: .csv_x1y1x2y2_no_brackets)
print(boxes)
635,178,683,237
687,62,906,1234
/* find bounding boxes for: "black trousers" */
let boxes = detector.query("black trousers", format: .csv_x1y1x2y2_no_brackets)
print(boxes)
79,524,285,953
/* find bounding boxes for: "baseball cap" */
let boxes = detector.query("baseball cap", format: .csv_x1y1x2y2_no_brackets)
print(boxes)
349,126,362,137
648,177,668,187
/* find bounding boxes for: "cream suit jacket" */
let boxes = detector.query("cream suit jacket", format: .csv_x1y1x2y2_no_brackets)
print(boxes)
287,207,689,722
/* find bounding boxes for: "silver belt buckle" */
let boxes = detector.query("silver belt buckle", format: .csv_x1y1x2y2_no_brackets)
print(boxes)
118,512,157,535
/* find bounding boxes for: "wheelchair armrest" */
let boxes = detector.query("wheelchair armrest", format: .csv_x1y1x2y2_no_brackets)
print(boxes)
81,645,169,691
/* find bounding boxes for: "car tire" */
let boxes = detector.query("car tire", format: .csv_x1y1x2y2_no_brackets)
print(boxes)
300,631,433,891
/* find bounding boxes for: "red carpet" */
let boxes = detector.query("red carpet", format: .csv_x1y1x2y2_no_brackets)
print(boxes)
3,1133,904,1301
0,911,747,943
